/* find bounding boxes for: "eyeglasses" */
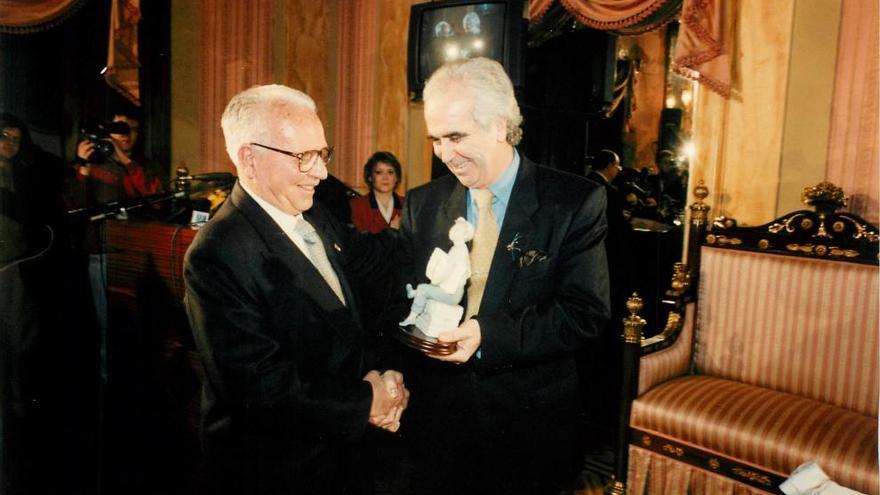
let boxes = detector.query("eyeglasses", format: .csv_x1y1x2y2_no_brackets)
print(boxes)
250,142,334,173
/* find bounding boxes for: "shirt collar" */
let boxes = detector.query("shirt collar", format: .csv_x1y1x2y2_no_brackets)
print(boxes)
239,180,304,232
469,148,520,207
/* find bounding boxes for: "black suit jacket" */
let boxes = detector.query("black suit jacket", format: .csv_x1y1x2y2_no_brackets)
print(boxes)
393,156,610,490
184,182,393,494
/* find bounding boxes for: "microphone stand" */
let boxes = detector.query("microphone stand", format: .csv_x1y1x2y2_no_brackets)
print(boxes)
67,190,188,223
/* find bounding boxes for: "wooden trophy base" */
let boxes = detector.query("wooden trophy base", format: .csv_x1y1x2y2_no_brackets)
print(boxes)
395,325,457,356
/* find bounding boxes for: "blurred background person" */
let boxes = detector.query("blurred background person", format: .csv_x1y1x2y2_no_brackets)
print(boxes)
0,112,52,495
350,151,404,233
68,109,163,207
65,107,164,379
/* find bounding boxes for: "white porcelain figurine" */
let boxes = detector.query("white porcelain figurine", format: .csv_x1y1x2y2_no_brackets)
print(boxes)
399,217,474,337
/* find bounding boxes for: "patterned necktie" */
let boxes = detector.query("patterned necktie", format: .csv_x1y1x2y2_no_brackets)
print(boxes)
465,189,499,319
294,219,347,306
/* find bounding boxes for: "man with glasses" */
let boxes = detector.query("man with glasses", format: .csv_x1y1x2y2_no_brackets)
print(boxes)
183,84,409,494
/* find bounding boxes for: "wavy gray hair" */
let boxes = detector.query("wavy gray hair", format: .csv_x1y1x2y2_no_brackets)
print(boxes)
423,57,523,146
220,84,316,167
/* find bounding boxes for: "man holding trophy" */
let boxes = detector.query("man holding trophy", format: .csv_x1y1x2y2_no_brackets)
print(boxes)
394,58,610,494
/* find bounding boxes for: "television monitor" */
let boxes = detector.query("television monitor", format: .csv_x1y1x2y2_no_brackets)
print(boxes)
407,0,525,100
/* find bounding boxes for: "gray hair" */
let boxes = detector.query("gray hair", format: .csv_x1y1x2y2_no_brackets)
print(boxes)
423,57,523,146
220,84,316,167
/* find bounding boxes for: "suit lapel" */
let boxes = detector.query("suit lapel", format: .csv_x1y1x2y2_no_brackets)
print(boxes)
480,157,539,313
441,180,468,241
229,183,358,332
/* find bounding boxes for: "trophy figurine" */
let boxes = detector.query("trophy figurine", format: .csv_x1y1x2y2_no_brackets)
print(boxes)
397,217,474,355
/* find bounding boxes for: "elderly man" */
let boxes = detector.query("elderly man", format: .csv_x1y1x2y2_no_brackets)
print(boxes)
184,84,408,494
395,58,610,494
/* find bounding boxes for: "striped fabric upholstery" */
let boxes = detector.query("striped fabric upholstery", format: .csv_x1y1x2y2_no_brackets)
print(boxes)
638,303,696,396
631,375,879,495
696,248,879,417
628,445,772,495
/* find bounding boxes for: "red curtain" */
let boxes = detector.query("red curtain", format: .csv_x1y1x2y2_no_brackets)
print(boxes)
0,0,84,33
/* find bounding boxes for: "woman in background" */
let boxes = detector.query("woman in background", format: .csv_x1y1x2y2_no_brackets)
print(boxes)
350,151,403,233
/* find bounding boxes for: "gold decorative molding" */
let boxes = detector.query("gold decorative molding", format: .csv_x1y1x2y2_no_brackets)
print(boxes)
768,213,808,234
662,444,685,457
641,434,652,447
689,181,710,226
802,181,847,211
706,234,742,246
712,216,736,229
604,478,626,495
785,243,859,258
838,214,880,242
666,262,690,296
622,293,646,344
758,239,769,250
641,311,682,348
661,312,682,336
708,458,721,470
731,467,773,486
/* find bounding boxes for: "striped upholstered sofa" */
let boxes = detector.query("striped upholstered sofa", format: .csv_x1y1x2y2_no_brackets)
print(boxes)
609,182,879,495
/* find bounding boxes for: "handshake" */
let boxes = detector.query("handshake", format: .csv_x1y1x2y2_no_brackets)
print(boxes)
363,370,410,433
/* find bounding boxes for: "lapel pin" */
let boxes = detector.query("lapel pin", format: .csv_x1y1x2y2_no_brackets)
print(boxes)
333,243,342,252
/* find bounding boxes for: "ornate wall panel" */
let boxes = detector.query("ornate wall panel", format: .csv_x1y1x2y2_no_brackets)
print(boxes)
333,0,379,189
622,27,668,170
688,0,794,226
374,0,420,192
199,0,274,172
286,0,335,134
825,0,879,224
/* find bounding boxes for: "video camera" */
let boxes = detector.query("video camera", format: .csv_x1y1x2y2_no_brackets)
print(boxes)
79,118,131,163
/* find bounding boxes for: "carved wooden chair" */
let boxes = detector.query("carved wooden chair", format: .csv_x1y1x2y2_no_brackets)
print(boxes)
608,182,879,495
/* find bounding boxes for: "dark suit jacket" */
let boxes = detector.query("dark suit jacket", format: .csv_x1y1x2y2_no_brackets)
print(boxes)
394,156,610,491
184,182,393,494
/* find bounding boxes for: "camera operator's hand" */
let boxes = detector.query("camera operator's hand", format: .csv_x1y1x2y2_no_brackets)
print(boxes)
76,140,95,161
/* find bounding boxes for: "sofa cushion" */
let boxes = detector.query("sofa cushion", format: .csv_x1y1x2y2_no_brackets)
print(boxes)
631,375,878,495
697,248,879,416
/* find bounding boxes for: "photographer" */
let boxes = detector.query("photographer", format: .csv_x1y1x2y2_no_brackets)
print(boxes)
69,111,162,206
65,110,163,364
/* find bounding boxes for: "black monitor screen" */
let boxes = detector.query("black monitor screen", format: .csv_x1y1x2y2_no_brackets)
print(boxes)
418,3,507,84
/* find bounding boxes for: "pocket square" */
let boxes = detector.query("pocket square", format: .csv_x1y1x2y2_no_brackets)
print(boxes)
517,249,548,269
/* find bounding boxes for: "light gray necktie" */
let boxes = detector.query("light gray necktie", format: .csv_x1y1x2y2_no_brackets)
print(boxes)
294,219,347,306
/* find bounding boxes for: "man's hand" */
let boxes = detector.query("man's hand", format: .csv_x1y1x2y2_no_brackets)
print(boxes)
76,140,95,161
363,370,410,432
432,318,481,363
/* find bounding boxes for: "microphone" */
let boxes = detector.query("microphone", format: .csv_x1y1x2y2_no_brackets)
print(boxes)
177,171,236,182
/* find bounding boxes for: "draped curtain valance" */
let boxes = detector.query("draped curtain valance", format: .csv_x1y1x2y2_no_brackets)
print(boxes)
529,0,677,30
0,0,85,33
529,0,729,98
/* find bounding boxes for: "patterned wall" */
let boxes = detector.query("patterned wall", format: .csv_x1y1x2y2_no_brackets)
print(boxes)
198,0,274,172
825,0,879,224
